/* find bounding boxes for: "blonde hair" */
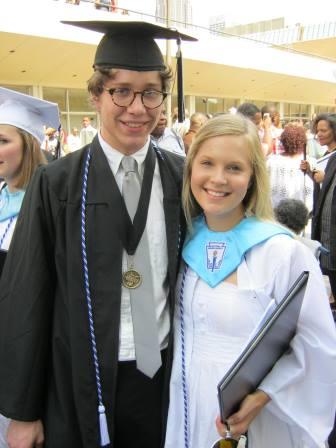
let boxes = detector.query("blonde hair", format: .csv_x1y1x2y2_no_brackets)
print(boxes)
15,128,47,189
182,113,273,230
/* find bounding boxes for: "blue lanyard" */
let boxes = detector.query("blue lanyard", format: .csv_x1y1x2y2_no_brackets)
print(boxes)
0,216,15,250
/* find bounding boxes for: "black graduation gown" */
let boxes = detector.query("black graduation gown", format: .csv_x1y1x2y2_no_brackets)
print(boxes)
0,249,6,277
0,183,8,277
0,137,185,447
312,152,336,266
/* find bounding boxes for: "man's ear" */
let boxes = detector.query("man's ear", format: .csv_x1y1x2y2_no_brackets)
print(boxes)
91,94,100,112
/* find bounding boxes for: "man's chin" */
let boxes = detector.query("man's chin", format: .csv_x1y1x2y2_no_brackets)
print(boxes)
121,137,148,155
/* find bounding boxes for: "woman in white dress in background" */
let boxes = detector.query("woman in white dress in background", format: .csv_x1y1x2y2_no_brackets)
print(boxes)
267,123,314,211
164,114,336,448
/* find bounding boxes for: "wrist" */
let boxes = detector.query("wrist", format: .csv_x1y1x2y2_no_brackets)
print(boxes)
255,389,271,407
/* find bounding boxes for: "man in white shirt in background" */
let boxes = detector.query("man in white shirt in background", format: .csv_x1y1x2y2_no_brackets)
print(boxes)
79,115,97,146
151,109,185,156
67,127,81,152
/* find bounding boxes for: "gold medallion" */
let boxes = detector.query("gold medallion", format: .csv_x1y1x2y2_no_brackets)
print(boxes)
122,269,142,289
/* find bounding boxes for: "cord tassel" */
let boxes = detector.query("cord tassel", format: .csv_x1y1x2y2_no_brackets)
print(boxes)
98,405,110,446
238,435,247,448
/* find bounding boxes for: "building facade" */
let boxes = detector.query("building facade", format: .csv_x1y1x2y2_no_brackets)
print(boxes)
1,0,335,134
156,0,192,27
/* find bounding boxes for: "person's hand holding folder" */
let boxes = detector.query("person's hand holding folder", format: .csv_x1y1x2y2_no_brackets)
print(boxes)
215,390,270,441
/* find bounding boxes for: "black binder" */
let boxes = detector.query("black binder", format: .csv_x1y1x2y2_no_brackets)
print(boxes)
217,271,309,421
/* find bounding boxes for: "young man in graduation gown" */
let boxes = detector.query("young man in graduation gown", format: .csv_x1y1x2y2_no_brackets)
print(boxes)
0,20,196,448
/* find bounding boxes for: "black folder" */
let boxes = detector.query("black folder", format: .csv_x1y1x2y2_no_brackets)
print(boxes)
217,271,309,421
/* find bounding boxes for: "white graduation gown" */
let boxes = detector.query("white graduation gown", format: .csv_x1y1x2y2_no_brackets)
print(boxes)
165,234,336,448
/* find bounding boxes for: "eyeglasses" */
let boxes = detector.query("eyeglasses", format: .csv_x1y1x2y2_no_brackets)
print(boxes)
103,87,167,109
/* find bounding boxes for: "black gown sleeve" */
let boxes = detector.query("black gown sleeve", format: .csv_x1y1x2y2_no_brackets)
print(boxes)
0,250,6,278
0,166,58,421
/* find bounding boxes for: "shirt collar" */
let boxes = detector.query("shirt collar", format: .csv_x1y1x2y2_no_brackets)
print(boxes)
98,133,150,177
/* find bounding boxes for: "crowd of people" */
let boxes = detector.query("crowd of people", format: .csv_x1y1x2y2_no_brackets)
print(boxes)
0,16,336,448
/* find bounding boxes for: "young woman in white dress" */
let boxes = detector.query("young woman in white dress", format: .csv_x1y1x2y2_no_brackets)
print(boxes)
164,113,336,448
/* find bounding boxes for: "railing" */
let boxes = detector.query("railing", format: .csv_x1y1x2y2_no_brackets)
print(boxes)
246,26,301,45
303,21,336,40
244,21,336,45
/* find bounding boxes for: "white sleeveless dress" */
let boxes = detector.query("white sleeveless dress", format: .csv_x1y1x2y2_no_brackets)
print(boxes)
165,258,270,448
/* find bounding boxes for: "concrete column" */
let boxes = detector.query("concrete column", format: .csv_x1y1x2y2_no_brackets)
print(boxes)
30,85,43,99
185,95,195,115
65,89,71,134
279,102,285,119
309,104,315,120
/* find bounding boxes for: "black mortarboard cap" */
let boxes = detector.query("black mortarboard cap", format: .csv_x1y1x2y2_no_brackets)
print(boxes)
62,19,197,122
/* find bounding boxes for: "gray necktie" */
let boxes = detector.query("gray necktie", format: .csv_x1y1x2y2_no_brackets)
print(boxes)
121,156,162,378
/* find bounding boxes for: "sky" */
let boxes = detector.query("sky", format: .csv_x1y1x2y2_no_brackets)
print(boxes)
119,0,336,28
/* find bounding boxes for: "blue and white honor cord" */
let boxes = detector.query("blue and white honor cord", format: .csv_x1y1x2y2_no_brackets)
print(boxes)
179,265,190,448
156,142,189,448
81,148,110,446
0,216,15,250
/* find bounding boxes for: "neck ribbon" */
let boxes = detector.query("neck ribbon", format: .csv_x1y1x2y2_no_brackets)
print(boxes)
182,216,292,288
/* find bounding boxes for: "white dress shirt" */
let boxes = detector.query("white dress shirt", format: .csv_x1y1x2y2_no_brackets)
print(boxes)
152,128,186,156
98,133,169,361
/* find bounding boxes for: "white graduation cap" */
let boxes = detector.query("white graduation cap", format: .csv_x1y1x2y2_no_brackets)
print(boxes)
0,87,60,144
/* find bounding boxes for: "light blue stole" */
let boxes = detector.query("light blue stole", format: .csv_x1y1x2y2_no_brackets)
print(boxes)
0,186,25,222
182,216,292,288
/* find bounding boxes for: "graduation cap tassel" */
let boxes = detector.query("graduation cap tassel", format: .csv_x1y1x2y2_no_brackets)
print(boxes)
98,405,111,446
54,124,62,160
176,37,185,123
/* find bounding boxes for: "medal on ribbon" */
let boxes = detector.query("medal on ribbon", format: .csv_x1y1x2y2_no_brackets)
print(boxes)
122,268,142,289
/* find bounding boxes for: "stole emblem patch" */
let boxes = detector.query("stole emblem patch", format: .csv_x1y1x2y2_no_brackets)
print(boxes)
206,242,226,272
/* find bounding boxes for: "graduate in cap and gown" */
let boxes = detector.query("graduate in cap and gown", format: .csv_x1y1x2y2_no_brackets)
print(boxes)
0,86,59,276
0,86,59,446
164,114,336,448
0,19,196,448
